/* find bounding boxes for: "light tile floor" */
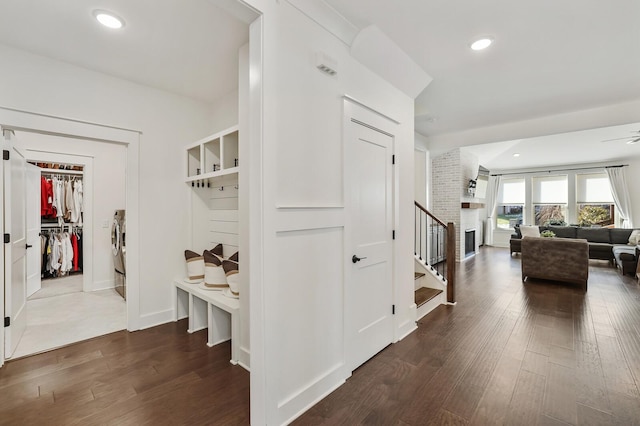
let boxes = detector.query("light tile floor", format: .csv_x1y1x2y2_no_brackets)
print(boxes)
28,274,83,300
12,276,126,359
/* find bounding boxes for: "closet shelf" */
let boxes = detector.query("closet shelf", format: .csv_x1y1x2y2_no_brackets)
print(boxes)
40,168,83,176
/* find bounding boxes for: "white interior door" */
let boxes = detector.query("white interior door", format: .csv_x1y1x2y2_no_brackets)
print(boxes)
3,129,28,358
26,163,41,298
346,119,394,372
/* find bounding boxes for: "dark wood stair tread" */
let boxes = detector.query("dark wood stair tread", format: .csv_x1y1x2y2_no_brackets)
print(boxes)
415,287,442,307
415,272,425,280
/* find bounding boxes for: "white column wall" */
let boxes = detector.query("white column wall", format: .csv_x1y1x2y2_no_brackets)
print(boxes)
244,1,414,424
0,43,215,328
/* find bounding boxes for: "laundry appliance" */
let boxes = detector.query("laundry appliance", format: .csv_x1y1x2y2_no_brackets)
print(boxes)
111,209,126,299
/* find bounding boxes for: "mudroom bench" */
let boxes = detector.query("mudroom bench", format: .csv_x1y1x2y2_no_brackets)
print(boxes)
173,278,240,364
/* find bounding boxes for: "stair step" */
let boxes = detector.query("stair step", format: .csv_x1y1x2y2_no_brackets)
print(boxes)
414,272,425,280
415,287,443,308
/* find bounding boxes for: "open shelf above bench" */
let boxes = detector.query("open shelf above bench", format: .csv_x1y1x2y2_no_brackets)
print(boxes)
185,125,239,183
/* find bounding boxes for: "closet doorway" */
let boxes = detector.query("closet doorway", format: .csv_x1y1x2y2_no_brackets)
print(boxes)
10,131,127,359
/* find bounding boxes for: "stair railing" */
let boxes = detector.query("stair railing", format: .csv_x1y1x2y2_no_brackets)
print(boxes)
414,201,456,303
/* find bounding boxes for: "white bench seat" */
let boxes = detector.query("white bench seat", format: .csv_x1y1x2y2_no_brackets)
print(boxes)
173,278,240,364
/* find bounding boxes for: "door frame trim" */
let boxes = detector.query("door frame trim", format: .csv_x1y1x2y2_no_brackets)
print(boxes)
342,98,399,375
0,107,140,368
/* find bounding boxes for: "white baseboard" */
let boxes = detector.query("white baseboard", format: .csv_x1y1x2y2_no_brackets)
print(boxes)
238,346,250,371
280,365,347,426
139,309,175,330
397,304,418,341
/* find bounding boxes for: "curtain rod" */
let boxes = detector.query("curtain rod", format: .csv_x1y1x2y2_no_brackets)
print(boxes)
491,164,627,177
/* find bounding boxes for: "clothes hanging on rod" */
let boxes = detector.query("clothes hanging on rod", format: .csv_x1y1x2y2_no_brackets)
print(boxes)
40,174,84,226
40,227,83,279
33,161,85,280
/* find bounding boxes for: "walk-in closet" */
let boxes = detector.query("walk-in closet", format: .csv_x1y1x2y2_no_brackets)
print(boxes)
36,163,84,289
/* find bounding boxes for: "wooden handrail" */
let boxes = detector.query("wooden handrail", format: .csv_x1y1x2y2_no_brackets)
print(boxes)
414,201,456,304
414,201,447,228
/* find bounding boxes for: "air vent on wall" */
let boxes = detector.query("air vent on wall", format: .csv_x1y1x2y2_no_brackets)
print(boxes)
316,52,338,76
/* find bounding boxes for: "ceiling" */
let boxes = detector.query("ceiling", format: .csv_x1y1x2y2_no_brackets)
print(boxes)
326,0,640,137
0,0,639,166
0,0,249,104
463,122,640,171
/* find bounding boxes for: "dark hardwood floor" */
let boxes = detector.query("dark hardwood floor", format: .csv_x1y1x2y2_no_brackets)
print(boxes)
0,321,250,425
2,247,639,425
296,247,640,425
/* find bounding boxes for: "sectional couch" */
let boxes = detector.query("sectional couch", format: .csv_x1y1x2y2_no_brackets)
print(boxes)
510,225,640,276
521,237,589,290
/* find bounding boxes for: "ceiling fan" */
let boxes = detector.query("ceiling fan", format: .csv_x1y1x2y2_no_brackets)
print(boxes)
601,130,640,145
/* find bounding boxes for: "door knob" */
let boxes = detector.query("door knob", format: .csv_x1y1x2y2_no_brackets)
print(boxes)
25,244,33,249
352,254,367,263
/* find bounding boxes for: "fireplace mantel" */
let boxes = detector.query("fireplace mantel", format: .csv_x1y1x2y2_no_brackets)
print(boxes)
461,202,485,209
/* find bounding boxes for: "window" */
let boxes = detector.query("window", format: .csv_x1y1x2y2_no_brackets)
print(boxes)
532,175,568,225
497,178,525,229
576,173,614,226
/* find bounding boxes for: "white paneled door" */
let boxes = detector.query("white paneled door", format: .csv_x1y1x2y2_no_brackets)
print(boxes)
346,118,394,372
26,163,41,298
3,129,27,359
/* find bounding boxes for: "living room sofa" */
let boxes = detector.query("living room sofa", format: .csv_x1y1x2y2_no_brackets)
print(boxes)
521,237,589,290
510,225,640,275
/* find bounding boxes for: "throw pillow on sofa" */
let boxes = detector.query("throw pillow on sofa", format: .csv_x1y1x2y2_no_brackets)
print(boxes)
629,230,640,245
520,225,540,238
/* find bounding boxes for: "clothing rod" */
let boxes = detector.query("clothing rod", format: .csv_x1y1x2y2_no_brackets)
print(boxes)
40,168,83,176
491,164,627,177
41,223,82,228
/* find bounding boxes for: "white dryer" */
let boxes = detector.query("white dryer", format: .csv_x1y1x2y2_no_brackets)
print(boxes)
111,209,126,299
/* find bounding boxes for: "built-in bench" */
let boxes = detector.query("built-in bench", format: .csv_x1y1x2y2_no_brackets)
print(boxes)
173,278,239,364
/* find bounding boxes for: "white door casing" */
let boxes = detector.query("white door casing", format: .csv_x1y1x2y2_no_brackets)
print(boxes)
3,129,28,358
345,109,395,372
26,163,41,298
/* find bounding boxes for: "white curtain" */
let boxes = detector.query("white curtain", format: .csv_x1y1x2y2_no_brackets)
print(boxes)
485,175,501,245
606,167,634,228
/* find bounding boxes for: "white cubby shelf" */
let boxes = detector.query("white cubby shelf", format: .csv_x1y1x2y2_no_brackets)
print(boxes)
185,125,239,183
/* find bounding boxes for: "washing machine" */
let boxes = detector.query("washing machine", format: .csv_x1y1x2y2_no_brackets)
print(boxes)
111,209,126,299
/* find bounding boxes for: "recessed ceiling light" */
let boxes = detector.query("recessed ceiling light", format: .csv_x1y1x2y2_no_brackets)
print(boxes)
470,37,493,51
93,10,125,29
513,153,520,157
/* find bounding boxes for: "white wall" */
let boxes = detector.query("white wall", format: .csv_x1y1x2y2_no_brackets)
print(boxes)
0,43,215,328
209,89,240,133
623,158,640,227
190,174,239,256
20,132,126,291
415,149,427,206
245,1,415,424
415,133,431,210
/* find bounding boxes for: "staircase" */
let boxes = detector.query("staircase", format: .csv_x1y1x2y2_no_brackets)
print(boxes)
414,201,456,320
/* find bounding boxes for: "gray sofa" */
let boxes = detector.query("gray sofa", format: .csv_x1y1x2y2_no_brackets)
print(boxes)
510,225,639,275
521,237,589,290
